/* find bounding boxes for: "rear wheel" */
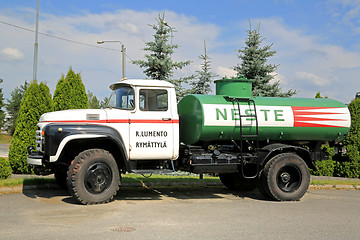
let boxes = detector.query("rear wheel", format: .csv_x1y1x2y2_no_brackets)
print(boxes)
219,173,257,191
258,153,310,201
67,149,120,205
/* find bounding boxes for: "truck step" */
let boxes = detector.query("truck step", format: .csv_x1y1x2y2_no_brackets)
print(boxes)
241,135,258,138
131,169,174,174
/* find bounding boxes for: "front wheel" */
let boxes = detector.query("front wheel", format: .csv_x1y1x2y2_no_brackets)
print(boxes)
258,153,310,201
67,149,120,205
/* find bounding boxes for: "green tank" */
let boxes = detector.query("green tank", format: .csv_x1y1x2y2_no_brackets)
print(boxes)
178,76,351,145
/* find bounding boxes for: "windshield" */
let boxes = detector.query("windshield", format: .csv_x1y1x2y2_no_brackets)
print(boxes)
108,86,134,110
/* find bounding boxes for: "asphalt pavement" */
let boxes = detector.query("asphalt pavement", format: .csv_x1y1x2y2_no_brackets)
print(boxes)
0,144,9,158
1,185,360,240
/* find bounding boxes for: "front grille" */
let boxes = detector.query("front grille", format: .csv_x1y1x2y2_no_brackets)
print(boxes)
35,129,43,151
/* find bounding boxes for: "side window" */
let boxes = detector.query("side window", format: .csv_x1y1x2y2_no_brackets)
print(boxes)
139,89,168,111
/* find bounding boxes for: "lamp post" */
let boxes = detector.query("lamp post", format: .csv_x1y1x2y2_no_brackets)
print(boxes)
97,40,126,79
33,0,39,81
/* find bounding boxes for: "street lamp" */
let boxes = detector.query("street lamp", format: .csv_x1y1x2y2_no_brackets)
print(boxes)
97,40,126,79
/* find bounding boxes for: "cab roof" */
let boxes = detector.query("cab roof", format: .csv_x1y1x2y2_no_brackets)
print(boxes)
109,79,174,90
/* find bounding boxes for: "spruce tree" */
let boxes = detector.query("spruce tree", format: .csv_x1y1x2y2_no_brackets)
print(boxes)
132,12,192,99
5,81,29,135
8,81,53,174
191,41,218,95
53,67,88,111
234,22,297,97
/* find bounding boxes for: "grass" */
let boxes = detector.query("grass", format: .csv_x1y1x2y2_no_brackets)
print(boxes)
0,134,12,144
0,178,56,187
310,179,360,186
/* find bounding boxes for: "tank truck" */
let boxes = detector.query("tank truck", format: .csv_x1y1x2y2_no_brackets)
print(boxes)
27,76,351,204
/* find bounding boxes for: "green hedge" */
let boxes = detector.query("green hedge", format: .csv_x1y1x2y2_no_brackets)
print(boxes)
310,145,335,177
0,157,12,179
310,145,360,178
8,81,53,174
334,161,360,178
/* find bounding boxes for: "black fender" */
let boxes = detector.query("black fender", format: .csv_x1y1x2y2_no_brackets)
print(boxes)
257,143,317,171
43,123,130,171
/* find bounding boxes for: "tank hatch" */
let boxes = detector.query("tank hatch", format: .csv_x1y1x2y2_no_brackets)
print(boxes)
214,74,253,98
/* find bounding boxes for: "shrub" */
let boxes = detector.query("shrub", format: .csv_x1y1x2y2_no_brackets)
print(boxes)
53,67,88,111
8,81,53,174
0,157,12,179
334,161,360,178
310,145,336,176
311,159,336,177
336,97,360,178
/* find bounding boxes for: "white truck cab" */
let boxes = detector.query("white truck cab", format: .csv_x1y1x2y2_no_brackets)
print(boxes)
28,79,179,167
108,79,179,161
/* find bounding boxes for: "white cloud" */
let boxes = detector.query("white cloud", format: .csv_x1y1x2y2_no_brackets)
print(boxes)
327,0,360,33
0,9,221,100
295,72,330,87
0,47,25,61
216,66,236,78
0,8,359,104
256,17,360,102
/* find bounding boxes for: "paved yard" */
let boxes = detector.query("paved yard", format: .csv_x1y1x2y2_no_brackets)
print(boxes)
1,185,360,240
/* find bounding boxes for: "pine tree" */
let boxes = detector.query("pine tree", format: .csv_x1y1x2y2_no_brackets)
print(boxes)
5,81,29,135
100,97,109,109
53,67,88,111
132,12,192,99
234,21,297,97
87,90,100,109
191,41,218,95
315,92,328,98
8,81,53,174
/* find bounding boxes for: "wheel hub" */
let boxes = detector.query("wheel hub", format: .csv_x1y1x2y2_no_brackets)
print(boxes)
85,163,112,194
280,172,291,184
277,165,302,193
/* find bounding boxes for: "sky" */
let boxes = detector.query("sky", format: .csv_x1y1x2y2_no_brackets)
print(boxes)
0,0,359,104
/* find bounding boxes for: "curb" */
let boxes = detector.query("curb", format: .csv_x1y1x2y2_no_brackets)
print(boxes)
309,185,359,190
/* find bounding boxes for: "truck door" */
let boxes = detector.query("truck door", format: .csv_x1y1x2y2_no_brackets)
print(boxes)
129,87,178,160
105,85,134,157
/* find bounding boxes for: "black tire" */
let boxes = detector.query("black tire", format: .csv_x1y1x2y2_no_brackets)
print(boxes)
219,173,257,191
67,149,120,205
258,153,310,201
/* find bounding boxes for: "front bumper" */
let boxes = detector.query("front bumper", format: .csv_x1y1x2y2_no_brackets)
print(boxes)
27,146,44,166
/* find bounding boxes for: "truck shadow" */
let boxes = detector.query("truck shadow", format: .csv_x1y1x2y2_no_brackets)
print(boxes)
114,184,267,202
22,184,268,205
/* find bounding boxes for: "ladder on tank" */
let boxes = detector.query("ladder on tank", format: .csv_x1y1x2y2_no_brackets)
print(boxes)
224,96,259,179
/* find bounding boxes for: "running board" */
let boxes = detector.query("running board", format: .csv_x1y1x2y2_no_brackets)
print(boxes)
131,169,174,174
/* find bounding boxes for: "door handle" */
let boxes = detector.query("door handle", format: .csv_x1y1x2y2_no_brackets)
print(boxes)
162,118,172,121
